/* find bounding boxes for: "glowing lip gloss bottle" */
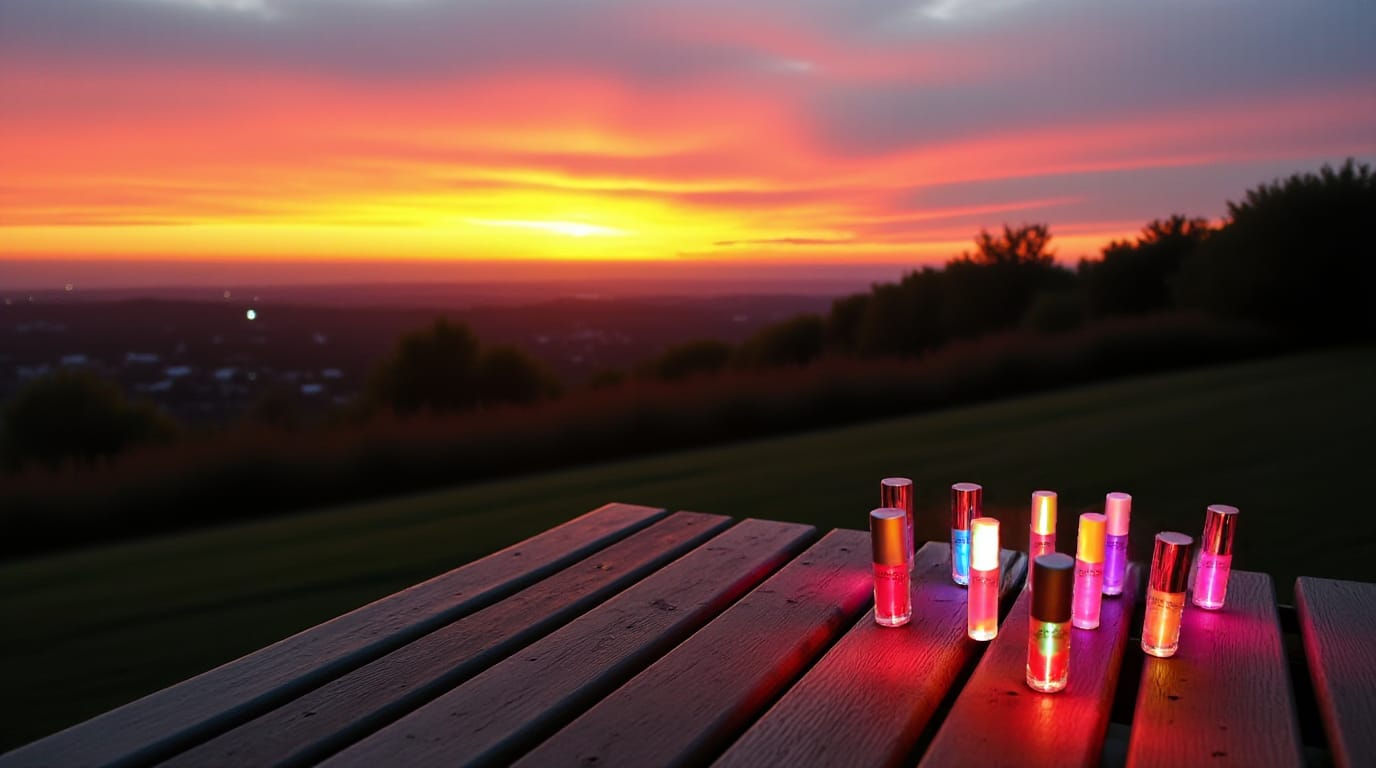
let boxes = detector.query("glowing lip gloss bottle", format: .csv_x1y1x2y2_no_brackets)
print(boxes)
967,517,1001,640
1072,513,1107,629
1028,490,1057,590
1142,532,1193,658
1102,492,1131,596
870,507,911,627
1026,552,1074,692
1193,504,1239,610
950,482,981,586
880,477,915,561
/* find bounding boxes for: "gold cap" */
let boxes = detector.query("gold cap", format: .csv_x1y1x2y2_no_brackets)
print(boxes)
1201,504,1239,555
1104,492,1132,536
1076,513,1107,563
951,482,982,530
1149,531,1193,593
1031,490,1057,535
870,507,908,566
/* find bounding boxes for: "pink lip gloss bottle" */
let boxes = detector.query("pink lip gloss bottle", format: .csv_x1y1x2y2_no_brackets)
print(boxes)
1028,491,1057,590
880,477,915,561
1026,552,1074,693
1193,504,1238,610
1102,492,1131,596
870,507,911,627
967,517,1001,640
1072,513,1107,629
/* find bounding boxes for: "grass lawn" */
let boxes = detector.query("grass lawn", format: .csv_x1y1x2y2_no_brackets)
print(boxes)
3,345,1375,751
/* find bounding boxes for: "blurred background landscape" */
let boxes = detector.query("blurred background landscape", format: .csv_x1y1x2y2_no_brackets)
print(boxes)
2,0,1375,753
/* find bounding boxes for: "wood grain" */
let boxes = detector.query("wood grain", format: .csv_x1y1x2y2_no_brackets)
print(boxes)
0,502,666,768
323,517,817,768
157,511,729,768
1126,571,1302,768
1295,576,1376,768
507,528,873,768
715,543,1027,768
919,564,1142,768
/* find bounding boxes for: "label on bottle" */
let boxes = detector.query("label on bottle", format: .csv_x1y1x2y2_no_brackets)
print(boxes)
1076,562,1103,578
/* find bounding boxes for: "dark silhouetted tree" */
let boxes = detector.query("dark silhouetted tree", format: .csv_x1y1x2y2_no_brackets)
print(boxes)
475,345,561,405
641,339,733,381
942,224,1073,338
1081,215,1210,317
1175,160,1376,339
826,293,870,354
2,370,177,469
368,318,481,415
735,314,826,368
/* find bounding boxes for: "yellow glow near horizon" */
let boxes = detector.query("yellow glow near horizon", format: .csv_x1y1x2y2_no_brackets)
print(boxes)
467,219,629,238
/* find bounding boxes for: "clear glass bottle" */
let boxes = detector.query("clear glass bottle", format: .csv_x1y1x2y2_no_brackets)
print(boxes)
870,507,911,627
1026,553,1074,692
967,516,1000,640
1142,532,1193,657
1072,513,1106,629
951,483,981,586
1028,490,1057,590
1193,504,1238,610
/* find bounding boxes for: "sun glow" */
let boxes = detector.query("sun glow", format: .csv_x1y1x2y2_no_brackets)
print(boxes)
468,219,628,238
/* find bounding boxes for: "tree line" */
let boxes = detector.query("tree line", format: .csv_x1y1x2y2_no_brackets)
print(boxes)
3,159,1372,470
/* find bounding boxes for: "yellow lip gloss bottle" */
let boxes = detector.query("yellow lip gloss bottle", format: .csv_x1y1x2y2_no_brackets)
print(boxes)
1142,532,1193,657
1028,490,1057,591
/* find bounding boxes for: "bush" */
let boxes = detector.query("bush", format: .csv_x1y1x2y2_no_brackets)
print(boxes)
641,339,734,381
2,370,177,470
735,314,826,368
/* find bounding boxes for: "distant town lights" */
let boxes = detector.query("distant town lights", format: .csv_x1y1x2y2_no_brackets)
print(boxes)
246,309,258,321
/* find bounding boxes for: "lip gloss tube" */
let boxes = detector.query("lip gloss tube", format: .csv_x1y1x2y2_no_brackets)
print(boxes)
950,482,981,586
967,517,1001,640
1028,490,1057,590
880,477,915,561
870,507,911,627
1102,492,1131,596
1072,513,1107,629
1193,504,1239,610
1142,532,1193,657
1026,552,1074,692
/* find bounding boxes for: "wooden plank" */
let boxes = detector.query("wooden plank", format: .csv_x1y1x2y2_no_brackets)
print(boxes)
1297,577,1376,768
323,517,816,768
715,543,1027,768
1126,571,1302,768
0,502,666,768
158,510,730,768
508,528,873,768
919,564,1143,768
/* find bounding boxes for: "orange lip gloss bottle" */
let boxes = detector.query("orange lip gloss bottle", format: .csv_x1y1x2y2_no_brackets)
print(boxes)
870,508,911,627
967,517,1001,640
1142,532,1193,657
1072,513,1107,629
880,478,915,561
1026,552,1074,692
1193,504,1238,610
1028,491,1057,590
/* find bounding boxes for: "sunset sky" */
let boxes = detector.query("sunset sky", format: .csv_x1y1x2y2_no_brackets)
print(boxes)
2,0,1374,286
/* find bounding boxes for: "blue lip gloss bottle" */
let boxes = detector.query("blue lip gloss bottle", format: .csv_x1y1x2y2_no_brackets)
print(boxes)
951,483,982,585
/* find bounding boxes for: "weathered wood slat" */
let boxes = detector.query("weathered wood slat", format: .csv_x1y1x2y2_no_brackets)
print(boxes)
157,511,730,768
1295,577,1376,768
323,517,816,768
919,564,1142,768
508,528,873,768
0,502,666,768
1126,571,1302,768
715,543,1026,768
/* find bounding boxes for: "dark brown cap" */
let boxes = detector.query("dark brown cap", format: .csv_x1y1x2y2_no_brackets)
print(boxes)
951,482,982,530
1149,532,1194,593
870,507,908,566
1031,553,1074,622
881,478,913,514
1200,504,1238,556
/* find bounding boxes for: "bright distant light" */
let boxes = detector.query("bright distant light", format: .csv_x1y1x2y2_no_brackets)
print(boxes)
246,308,257,320
64,283,74,292
467,219,626,238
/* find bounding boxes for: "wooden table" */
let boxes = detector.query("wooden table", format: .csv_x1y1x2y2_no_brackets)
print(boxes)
3,503,1372,768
